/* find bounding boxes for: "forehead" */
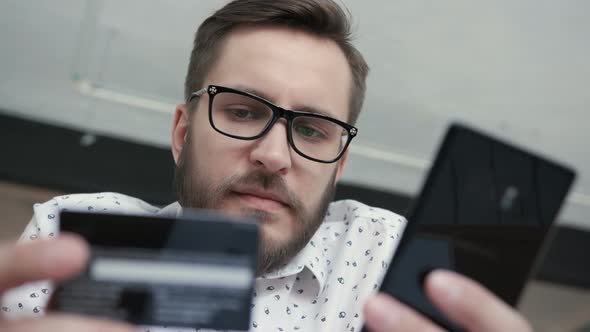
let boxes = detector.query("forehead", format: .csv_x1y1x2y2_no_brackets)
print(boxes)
203,26,353,122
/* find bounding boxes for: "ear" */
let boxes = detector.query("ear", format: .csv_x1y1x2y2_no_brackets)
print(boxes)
171,104,190,165
334,149,349,182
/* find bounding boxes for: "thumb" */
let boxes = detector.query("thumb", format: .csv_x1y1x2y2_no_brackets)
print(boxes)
0,234,89,292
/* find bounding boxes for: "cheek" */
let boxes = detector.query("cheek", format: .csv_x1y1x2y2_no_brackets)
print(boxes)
292,163,335,206
190,116,252,180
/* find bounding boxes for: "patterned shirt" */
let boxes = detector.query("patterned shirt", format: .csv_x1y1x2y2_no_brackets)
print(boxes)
1,192,406,331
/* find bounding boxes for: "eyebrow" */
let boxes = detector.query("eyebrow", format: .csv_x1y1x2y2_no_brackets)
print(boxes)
228,83,339,119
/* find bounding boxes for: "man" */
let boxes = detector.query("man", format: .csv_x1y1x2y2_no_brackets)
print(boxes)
0,0,533,331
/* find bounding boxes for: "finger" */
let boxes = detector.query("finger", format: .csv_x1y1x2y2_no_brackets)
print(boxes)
0,313,138,332
424,270,533,332
0,234,89,291
363,293,446,332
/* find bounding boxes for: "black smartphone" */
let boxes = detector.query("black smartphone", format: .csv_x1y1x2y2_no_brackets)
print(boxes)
364,123,576,331
51,209,259,331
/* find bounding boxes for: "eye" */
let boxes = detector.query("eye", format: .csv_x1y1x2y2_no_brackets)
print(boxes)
294,124,329,142
230,108,253,119
295,125,320,138
224,107,266,121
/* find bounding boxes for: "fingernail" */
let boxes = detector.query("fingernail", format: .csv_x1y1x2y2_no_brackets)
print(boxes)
428,269,462,303
365,294,400,328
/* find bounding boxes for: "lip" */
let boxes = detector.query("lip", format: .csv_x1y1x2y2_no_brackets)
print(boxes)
231,187,289,211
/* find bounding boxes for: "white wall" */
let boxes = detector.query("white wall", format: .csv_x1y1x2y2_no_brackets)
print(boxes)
1,0,588,228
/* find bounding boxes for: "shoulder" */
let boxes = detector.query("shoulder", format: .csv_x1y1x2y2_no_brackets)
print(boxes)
27,192,164,241
314,200,407,289
320,199,407,252
36,192,161,215
326,199,407,230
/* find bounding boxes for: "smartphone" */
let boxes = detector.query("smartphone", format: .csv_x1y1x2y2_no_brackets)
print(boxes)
51,209,259,331
363,123,576,331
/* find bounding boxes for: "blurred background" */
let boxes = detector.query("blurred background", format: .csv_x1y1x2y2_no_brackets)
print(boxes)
0,1,589,331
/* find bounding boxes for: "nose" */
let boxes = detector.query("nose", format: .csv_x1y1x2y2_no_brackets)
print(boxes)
249,120,292,174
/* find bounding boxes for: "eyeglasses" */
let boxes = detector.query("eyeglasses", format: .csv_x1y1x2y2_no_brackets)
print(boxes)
188,85,358,163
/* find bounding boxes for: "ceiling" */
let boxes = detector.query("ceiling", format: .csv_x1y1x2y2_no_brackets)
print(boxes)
1,0,589,229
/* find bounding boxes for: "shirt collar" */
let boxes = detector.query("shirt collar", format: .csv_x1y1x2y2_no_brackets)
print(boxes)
174,202,329,297
158,201,182,217
259,225,329,298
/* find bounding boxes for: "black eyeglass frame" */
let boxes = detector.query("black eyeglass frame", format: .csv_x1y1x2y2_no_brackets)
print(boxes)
188,85,358,163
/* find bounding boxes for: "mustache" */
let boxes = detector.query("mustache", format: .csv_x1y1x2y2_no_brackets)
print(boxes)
222,170,305,213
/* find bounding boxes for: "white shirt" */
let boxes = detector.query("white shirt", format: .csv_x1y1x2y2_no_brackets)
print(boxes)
1,192,406,331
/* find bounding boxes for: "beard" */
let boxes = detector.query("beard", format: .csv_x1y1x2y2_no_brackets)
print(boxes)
175,132,337,275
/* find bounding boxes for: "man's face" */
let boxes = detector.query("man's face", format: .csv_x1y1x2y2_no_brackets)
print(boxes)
172,26,352,274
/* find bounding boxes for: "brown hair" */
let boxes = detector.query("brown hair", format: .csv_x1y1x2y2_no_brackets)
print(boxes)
184,0,369,125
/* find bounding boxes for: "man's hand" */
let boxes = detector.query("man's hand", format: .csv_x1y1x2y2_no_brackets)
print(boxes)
363,269,533,332
0,234,136,332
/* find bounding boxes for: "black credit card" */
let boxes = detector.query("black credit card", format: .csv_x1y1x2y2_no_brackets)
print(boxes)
51,210,258,331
